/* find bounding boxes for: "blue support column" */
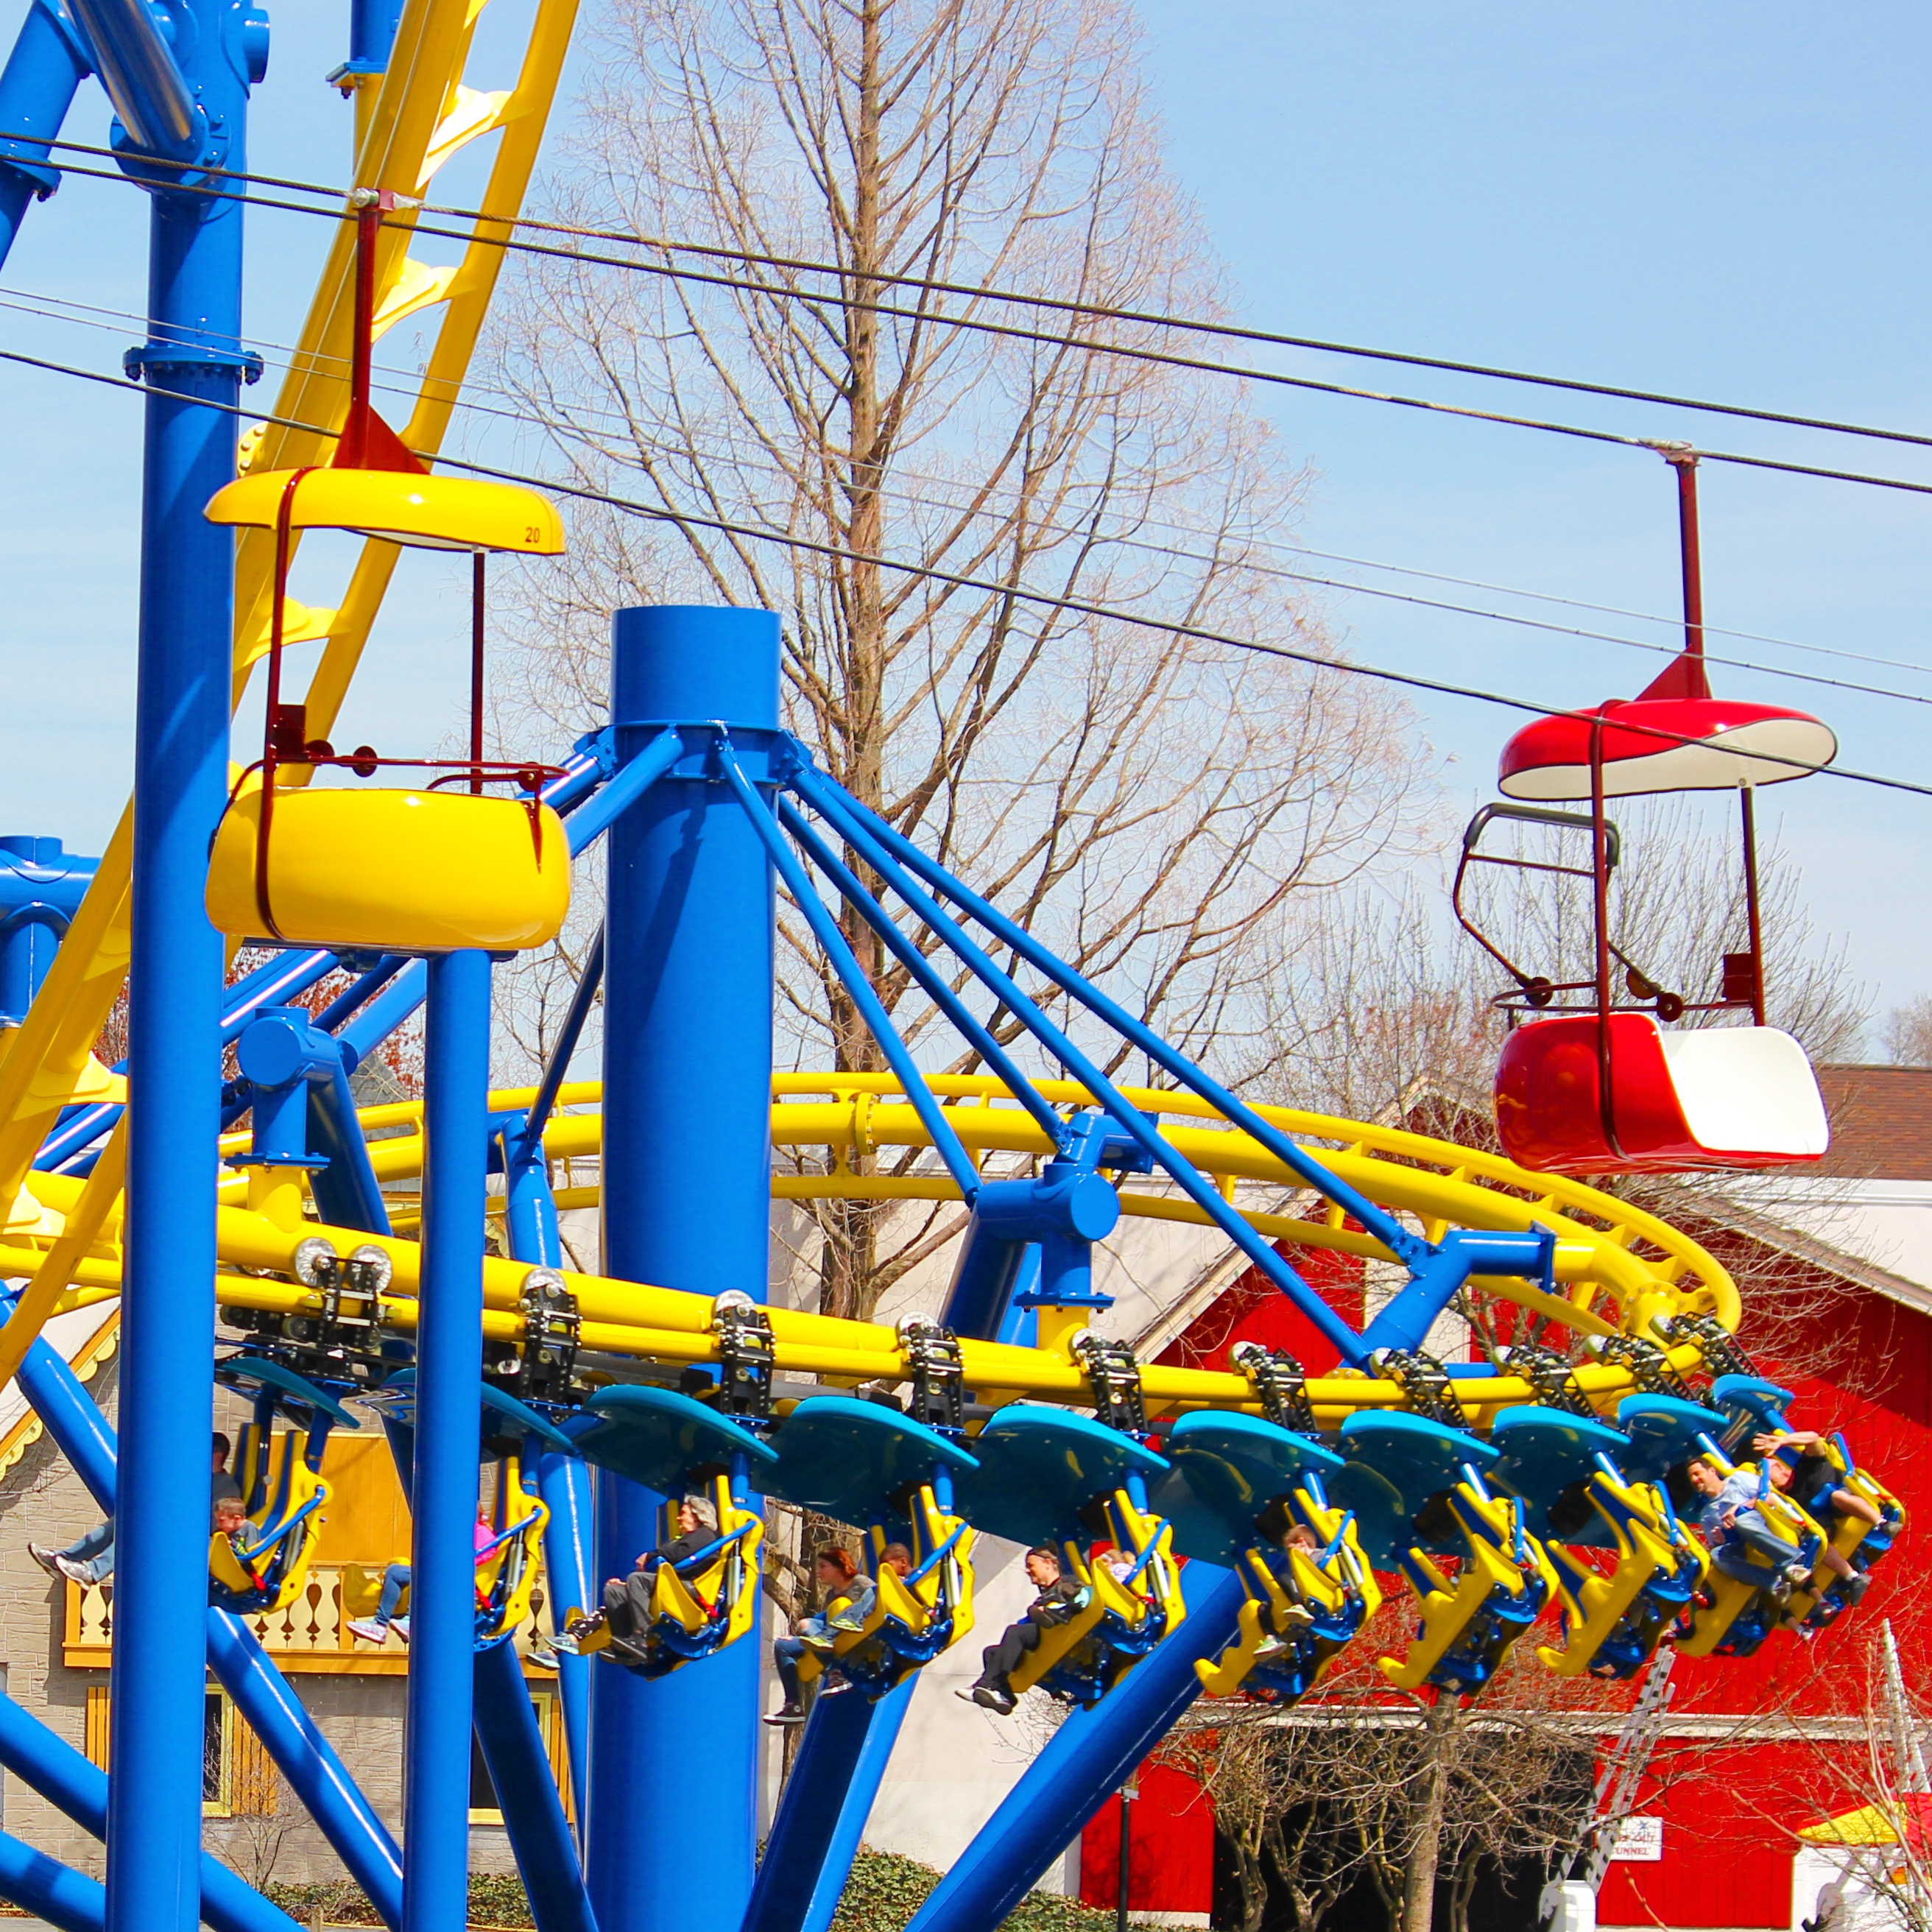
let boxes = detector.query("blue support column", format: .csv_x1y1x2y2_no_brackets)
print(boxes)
742,1676,916,1932
472,1642,599,1932
406,948,493,1932
0,839,97,1023
590,605,778,1932
110,5,260,1918
0,1688,303,1932
497,1057,594,1833
7,1322,408,1926
903,1568,1246,1932
535,1449,593,1833
0,1830,105,1932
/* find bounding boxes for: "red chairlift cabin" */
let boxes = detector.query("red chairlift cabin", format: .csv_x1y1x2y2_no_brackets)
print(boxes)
1452,450,1835,1177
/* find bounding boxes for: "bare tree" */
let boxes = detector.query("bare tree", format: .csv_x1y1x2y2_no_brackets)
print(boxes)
1883,996,1932,1068
491,0,1427,1319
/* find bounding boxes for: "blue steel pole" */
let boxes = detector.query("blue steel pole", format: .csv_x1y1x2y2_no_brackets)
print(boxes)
0,0,93,264
0,1688,303,1932
0,1830,105,1932
743,1675,916,1932
0,838,96,1023
590,605,778,1932
407,948,493,1932
535,1448,593,1834
112,9,258,1918
471,1641,599,1932
497,1133,594,1838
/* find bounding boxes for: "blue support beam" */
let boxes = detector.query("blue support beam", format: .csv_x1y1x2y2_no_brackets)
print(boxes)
381,1409,596,1931
9,1319,406,1928
741,1677,916,1932
590,605,778,1932
0,1688,303,1932
110,0,261,1903
535,1449,594,1838
902,1566,1247,1932
406,948,493,1932
498,1076,595,1838
0,1829,105,1932
472,1641,599,1932
0,0,93,262
0,838,97,1024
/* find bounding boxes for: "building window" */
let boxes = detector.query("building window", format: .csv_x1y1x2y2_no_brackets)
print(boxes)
83,1687,276,1817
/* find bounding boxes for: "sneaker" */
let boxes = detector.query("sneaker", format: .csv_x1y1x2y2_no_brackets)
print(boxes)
1847,1572,1872,1604
763,1703,806,1727
969,1684,1017,1715
54,1556,94,1586
528,1643,560,1668
27,1544,63,1579
1279,1601,1316,1626
1783,1561,1814,1586
346,1619,389,1646
392,1616,410,1643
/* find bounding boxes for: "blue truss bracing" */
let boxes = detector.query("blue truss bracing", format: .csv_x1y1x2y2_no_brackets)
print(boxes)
8,1316,406,1926
0,1685,301,1932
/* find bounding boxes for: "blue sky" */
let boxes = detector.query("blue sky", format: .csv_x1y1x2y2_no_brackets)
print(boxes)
0,0,1925,1038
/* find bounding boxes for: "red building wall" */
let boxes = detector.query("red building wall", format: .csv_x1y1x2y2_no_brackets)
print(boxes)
1079,1761,1217,1919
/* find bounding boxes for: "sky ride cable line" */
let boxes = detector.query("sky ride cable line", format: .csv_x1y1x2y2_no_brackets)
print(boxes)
14,128,1932,459
26,154,1932,506
7,290,1932,716
0,279,1908,684
7,334,1932,805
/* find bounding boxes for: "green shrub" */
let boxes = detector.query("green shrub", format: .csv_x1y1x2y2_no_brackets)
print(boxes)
831,1847,1115,1932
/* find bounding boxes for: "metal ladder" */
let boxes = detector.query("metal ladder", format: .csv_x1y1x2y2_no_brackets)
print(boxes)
1577,1647,1677,1893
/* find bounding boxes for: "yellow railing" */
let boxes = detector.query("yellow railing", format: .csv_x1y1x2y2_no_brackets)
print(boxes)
63,1565,556,1677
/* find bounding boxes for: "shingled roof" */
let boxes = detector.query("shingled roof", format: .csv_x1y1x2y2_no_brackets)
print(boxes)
1813,1064,1932,1182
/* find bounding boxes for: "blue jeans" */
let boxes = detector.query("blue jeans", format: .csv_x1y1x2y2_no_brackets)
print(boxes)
1713,1509,1799,1584
775,1636,806,1703
376,1563,410,1625
58,1521,114,1586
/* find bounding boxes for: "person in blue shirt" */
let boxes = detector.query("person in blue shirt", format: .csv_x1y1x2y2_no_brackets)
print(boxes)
1681,1457,1813,1595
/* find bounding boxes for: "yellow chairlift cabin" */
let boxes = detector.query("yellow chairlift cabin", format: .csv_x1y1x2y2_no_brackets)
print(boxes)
202,191,570,958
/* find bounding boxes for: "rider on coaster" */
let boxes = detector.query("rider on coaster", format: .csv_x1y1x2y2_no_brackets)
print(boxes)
958,1544,1088,1717
560,1494,719,1659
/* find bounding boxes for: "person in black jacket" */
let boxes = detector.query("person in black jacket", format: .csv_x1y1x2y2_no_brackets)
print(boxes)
1756,1431,1880,1604
959,1545,1089,1716
560,1494,720,1656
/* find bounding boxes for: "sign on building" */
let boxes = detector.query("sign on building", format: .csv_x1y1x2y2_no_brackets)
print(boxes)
1607,1816,1663,1863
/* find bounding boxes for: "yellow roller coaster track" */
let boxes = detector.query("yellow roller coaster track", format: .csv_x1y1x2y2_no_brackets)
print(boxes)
3,1073,1736,1428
